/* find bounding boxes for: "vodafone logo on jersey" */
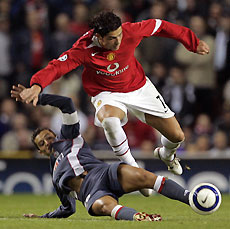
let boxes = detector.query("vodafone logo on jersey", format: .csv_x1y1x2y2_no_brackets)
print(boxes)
107,63,119,72
96,63,129,77
96,63,129,76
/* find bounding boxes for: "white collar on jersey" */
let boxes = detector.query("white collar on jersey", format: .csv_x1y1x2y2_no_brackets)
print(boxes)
86,35,101,49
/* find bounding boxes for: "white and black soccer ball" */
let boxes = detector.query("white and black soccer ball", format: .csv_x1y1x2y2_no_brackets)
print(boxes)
189,183,221,215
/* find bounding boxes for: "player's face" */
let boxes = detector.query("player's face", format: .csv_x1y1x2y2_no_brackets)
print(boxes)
34,129,56,156
98,26,123,51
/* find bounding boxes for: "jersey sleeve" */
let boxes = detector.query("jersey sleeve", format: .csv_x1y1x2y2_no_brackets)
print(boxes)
38,94,80,139
30,41,85,90
40,183,76,218
125,19,159,38
128,19,199,53
152,20,199,52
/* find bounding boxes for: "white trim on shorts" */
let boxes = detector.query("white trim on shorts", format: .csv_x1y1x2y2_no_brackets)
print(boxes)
91,77,175,127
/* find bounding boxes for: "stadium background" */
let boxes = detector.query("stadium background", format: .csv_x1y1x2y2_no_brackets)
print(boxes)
0,0,230,195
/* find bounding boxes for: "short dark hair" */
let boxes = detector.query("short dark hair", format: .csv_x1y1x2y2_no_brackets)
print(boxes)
89,11,122,37
31,127,56,150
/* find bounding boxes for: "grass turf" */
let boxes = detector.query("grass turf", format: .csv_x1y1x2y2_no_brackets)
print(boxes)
0,194,229,229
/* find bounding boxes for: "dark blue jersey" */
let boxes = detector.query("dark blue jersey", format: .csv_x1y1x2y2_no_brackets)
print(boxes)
37,94,104,218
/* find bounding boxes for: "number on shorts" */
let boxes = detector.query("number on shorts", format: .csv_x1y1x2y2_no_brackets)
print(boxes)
156,95,166,109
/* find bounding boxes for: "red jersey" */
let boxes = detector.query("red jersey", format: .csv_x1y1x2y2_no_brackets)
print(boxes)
30,19,199,96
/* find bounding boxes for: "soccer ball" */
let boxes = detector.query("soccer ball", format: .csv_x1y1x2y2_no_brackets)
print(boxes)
189,183,221,215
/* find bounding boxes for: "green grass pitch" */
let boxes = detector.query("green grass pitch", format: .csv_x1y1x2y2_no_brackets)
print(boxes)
0,194,229,229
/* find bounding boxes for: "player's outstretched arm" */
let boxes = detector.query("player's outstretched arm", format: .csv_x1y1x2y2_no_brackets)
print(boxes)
154,20,210,55
38,94,80,139
11,84,75,114
11,85,80,139
38,94,76,114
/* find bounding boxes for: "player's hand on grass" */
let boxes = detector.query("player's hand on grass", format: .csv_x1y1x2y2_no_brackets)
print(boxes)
23,213,40,218
19,84,42,106
196,40,209,55
11,84,26,102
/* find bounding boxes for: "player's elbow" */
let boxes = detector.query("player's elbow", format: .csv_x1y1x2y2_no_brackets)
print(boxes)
61,97,75,113
63,97,74,108
64,97,73,104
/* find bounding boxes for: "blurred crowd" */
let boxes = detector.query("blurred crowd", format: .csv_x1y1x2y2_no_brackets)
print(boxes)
0,0,230,158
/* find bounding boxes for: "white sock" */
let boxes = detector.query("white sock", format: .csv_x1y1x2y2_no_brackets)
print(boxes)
102,117,138,167
159,136,182,161
153,176,165,193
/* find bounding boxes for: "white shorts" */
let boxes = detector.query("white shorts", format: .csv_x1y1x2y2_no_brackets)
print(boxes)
91,77,175,127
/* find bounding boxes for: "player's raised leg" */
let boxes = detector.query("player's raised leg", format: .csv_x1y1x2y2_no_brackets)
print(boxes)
117,164,190,205
145,114,184,175
97,105,153,197
97,105,138,167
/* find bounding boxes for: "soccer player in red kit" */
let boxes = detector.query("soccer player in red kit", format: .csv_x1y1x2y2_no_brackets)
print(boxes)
19,11,210,196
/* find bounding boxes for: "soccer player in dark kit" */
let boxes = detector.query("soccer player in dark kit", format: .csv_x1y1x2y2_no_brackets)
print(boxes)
19,11,210,197
11,84,194,221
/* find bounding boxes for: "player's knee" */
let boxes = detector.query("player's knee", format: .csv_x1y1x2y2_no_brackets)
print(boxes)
97,113,110,123
92,200,112,216
171,129,185,143
97,110,119,124
177,130,185,143
100,204,112,216
101,117,121,131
